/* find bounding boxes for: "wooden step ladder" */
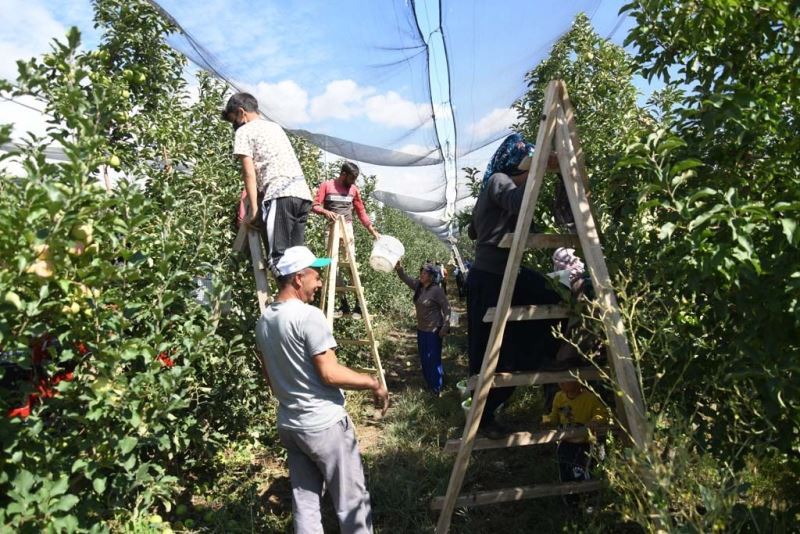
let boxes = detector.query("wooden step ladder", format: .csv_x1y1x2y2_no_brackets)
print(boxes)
319,215,387,390
433,80,648,532
233,216,273,314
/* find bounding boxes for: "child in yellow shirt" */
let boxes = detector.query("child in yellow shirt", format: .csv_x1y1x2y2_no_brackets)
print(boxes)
545,381,608,484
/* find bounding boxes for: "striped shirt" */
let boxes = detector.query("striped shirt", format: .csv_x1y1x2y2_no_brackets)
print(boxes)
312,179,372,227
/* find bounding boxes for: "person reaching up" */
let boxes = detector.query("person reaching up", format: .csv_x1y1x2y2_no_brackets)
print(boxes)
467,133,564,439
395,261,451,396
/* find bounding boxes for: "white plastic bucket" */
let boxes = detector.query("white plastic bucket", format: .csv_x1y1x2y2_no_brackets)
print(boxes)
461,397,472,415
369,235,405,273
456,379,469,398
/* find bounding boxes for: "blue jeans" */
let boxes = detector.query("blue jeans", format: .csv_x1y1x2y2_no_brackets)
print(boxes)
416,329,443,393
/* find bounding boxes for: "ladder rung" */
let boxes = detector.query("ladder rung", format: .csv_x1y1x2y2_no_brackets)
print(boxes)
498,233,580,249
339,339,372,346
483,304,570,323
443,426,611,453
335,285,356,292
430,480,604,510
466,366,603,389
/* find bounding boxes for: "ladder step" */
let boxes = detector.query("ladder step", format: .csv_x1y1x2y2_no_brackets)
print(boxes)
430,480,604,510
333,313,374,321
466,366,603,390
335,285,356,292
498,233,580,249
339,339,373,346
443,426,611,453
483,304,570,323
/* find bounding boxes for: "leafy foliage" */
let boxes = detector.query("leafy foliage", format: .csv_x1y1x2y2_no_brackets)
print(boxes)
0,1,274,529
0,1,451,529
510,7,799,530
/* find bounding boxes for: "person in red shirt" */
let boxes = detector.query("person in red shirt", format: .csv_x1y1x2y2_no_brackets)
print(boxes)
313,162,380,239
313,162,380,317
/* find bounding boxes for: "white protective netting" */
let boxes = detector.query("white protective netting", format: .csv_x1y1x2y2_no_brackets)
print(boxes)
1,0,633,241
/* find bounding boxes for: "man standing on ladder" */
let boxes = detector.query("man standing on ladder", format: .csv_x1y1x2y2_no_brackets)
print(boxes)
312,161,380,317
223,92,314,277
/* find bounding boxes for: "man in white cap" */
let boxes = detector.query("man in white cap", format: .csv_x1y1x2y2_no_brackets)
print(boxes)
255,245,389,534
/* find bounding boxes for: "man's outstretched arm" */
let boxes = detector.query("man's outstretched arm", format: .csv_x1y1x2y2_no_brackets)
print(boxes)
313,349,389,415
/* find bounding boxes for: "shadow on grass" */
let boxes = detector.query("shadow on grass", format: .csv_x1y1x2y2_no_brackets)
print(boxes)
364,386,620,533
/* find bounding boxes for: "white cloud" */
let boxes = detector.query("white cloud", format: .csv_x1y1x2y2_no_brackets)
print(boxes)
310,80,432,128
310,79,374,121
364,91,432,128
0,0,66,81
241,77,431,129
0,95,50,139
184,81,201,105
468,107,517,139
248,80,310,125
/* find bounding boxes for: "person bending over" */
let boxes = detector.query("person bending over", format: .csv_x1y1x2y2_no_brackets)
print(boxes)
544,381,608,497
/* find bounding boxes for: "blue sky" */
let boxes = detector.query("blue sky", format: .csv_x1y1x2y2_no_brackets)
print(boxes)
0,0,652,238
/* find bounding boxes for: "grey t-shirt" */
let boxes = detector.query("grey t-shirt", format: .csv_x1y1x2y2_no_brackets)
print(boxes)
255,299,346,432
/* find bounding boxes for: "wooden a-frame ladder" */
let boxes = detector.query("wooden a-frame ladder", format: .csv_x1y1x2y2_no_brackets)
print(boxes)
432,80,648,532
319,215,387,390
233,217,273,314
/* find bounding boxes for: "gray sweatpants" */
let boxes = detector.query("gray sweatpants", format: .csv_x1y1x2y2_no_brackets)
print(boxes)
278,416,373,534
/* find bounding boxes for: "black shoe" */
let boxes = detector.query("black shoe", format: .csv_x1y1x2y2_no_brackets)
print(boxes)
478,420,512,440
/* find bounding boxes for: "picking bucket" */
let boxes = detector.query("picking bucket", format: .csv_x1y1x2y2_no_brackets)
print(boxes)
456,379,469,398
369,235,405,273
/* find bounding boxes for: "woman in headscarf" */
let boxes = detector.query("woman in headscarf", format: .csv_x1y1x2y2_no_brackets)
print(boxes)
467,133,565,439
395,261,451,396
481,133,535,190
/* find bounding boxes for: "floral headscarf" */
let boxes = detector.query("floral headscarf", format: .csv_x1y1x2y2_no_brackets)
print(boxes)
553,247,585,282
482,133,535,189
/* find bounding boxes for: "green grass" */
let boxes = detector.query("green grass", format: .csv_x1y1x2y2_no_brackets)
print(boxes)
169,301,626,533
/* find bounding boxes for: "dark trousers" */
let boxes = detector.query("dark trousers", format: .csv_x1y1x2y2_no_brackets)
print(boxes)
257,195,311,270
416,330,444,393
557,441,592,482
466,267,562,423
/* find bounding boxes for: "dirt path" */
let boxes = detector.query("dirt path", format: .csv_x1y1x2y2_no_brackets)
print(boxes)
196,289,473,532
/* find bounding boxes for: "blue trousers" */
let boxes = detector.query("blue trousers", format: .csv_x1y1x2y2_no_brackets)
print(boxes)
416,330,443,394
